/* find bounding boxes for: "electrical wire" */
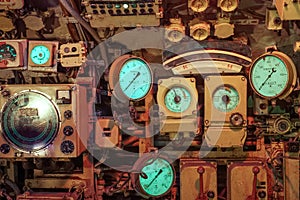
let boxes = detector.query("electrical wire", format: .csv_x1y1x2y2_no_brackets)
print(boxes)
59,0,109,70
58,0,101,43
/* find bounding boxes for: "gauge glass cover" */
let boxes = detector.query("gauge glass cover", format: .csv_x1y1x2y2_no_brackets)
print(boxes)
30,45,51,65
139,157,174,197
251,55,289,98
213,85,239,112
1,91,60,152
119,58,152,100
164,86,192,113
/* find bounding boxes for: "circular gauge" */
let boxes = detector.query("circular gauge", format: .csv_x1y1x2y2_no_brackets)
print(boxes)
0,44,17,62
166,29,184,43
60,140,75,154
213,85,239,112
30,45,51,65
0,91,60,152
190,0,209,12
190,23,210,41
164,86,192,113
219,0,239,12
250,51,297,99
131,155,175,198
109,55,152,101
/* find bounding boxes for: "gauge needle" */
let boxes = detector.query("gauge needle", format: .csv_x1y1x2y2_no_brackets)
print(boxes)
259,68,276,90
147,169,163,188
173,89,181,103
124,72,140,91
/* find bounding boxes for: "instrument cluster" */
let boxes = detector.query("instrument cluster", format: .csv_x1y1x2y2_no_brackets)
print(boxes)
0,0,298,200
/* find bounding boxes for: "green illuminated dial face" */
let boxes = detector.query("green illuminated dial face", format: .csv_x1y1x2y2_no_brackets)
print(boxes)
139,158,174,197
119,58,152,100
251,55,289,98
213,85,239,112
30,45,51,65
164,87,191,113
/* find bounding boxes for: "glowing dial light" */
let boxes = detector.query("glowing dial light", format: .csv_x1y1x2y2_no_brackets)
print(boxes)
213,85,239,112
164,87,192,113
139,157,175,197
30,45,51,65
119,58,152,100
250,55,289,98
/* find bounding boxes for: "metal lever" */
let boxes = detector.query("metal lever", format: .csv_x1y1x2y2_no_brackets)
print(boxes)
196,166,208,200
246,166,260,200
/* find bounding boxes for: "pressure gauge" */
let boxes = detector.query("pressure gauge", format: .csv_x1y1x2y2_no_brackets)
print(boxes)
249,51,297,99
165,19,185,43
157,77,198,118
164,87,192,113
109,55,152,101
218,0,239,12
131,154,175,198
166,28,185,43
30,45,50,65
212,85,239,112
190,22,210,41
189,0,209,13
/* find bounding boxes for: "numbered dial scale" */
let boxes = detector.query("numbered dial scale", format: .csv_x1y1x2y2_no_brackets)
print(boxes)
213,85,239,112
157,77,198,118
165,87,192,113
131,154,175,198
249,51,297,99
109,55,152,101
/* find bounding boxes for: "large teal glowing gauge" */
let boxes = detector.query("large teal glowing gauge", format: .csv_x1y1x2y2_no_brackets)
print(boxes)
118,57,152,100
132,156,175,197
213,85,239,112
164,86,192,113
249,52,297,99
30,45,51,65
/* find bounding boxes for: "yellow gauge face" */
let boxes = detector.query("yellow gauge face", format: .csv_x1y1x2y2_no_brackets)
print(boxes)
219,0,239,12
190,0,209,12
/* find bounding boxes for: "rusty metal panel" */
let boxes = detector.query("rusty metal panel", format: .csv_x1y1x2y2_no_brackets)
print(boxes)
180,159,217,200
227,161,268,200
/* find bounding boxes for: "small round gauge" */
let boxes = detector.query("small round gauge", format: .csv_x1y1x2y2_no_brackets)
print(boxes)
0,44,17,62
109,55,152,101
249,51,297,99
60,140,74,154
190,23,210,41
219,0,239,12
131,155,175,198
213,85,239,112
166,29,184,43
190,0,209,13
30,45,51,65
164,86,192,113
